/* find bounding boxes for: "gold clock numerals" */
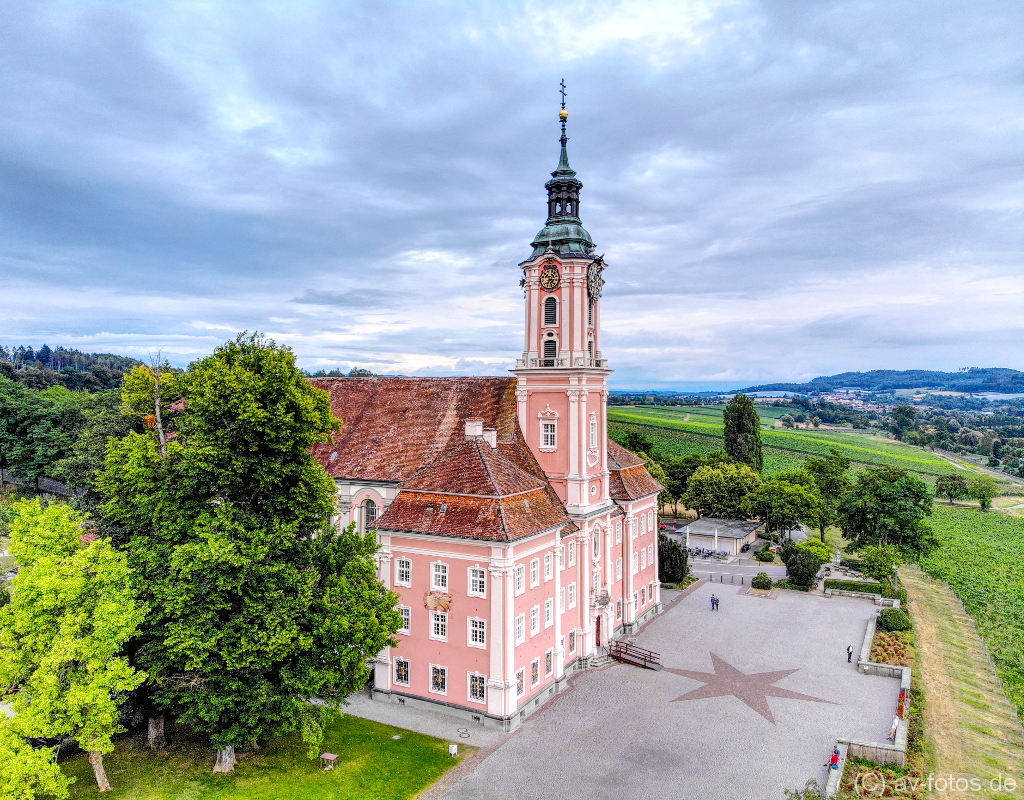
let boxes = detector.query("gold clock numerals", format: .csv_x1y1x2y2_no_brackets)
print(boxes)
540,266,561,291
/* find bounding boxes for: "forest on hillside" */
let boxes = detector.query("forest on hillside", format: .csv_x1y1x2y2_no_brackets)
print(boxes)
0,345,143,391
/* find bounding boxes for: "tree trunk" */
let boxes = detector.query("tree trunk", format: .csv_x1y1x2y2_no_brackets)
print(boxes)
89,751,112,792
819,523,827,545
212,745,237,773
147,717,166,750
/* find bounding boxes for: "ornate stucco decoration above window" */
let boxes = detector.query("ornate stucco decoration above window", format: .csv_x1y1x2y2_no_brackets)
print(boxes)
425,591,453,612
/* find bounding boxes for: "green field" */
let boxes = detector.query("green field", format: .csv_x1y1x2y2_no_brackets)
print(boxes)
917,507,1024,720
62,715,461,800
608,405,967,481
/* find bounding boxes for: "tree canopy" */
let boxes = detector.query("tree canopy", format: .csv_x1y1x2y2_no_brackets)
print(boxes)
967,474,1000,511
934,474,968,505
97,332,401,771
837,466,934,554
741,479,819,539
803,448,852,543
681,462,761,518
723,394,763,472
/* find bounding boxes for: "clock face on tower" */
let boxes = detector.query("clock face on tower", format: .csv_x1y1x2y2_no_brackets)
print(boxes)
539,264,561,292
587,259,604,299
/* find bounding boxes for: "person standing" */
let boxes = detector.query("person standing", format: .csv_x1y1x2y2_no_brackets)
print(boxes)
847,644,854,663
710,594,717,611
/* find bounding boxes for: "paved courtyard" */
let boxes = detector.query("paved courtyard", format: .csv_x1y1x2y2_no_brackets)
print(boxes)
438,581,901,800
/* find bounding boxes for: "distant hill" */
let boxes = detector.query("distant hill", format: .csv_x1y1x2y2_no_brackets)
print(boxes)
739,368,1024,395
0,344,144,391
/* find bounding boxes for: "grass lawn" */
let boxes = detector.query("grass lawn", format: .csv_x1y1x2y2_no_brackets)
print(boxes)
63,714,466,800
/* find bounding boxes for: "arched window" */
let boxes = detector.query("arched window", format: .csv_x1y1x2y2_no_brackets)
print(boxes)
544,297,558,326
362,499,378,531
543,339,557,362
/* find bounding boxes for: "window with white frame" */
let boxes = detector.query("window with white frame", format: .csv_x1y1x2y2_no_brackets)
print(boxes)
516,668,525,696
616,557,622,580
395,558,411,587
469,673,486,702
430,664,447,694
648,581,654,600
530,606,539,635
593,569,601,593
468,617,486,648
515,613,525,645
641,586,646,605
648,510,655,530
361,499,378,532
394,658,410,686
559,587,565,612
431,611,447,641
530,558,539,588
640,515,646,536
398,606,411,635
558,546,564,569
632,552,638,575
640,549,646,570
469,567,486,597
543,296,558,326
544,599,553,627
593,532,600,557
616,600,622,620
432,562,448,590
544,553,553,581
631,518,637,539
567,582,576,608
515,565,525,595
569,629,576,652
541,420,557,449
567,542,576,566
648,544,654,567
545,650,553,676
616,522,622,544
633,591,638,611
531,658,540,686
589,416,598,448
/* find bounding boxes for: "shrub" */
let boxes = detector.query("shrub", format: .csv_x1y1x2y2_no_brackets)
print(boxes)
779,540,799,566
751,572,773,590
658,533,689,584
878,608,912,632
797,539,831,563
786,549,822,588
753,549,775,563
824,579,883,594
838,557,863,571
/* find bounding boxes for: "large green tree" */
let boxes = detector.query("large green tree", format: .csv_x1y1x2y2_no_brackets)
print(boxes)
967,474,1000,511
803,448,852,543
0,717,72,800
0,499,145,792
837,466,934,554
723,394,763,472
934,474,968,505
98,333,402,772
741,480,820,540
681,462,762,518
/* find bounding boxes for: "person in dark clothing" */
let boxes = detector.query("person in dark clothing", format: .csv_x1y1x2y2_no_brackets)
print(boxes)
847,645,854,663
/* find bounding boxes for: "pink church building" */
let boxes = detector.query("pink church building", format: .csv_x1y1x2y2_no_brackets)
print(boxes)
310,106,663,730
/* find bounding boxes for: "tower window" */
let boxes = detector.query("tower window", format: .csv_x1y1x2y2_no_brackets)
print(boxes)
588,300,593,326
544,297,557,326
588,341,594,358
565,202,573,214
543,339,557,363
541,421,557,449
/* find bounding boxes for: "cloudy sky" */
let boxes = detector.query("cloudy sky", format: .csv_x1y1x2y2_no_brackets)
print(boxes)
1,0,1021,389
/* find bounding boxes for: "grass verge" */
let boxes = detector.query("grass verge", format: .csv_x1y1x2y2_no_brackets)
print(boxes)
63,714,466,800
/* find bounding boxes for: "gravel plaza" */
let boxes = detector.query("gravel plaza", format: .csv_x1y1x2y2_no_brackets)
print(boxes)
436,580,902,800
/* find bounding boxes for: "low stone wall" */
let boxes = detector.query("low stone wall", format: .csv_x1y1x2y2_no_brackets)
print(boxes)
823,588,901,608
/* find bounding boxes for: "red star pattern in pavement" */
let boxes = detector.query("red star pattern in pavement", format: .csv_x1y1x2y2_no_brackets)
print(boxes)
664,652,838,724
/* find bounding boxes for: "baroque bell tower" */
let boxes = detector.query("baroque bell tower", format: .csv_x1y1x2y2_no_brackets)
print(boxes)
512,84,611,517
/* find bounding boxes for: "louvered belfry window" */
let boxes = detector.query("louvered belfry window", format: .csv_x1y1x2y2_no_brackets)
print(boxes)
544,296,557,326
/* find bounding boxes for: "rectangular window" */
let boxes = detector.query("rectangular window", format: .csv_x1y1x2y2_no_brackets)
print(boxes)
542,421,556,449
632,553,638,574
469,673,486,703
633,591,638,611
516,668,525,696
641,587,646,605
469,567,486,597
398,606,411,635
545,650,553,676
568,542,576,566
649,581,654,601
640,515,646,535
515,614,525,645
469,618,486,648
432,562,448,590
515,565,525,595
615,557,622,580
530,606,539,636
558,547,564,569
649,510,655,530
394,658,410,686
544,553,553,581
640,549,646,570
430,665,447,695
616,600,622,620
559,587,565,612
567,582,576,609
544,599,553,627
569,630,576,653
590,417,598,449
648,544,654,567
530,558,539,588
531,659,540,687
431,611,447,641
616,522,622,544
395,558,411,587
593,532,600,558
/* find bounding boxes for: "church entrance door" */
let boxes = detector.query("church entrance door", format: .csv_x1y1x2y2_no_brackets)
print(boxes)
595,615,602,647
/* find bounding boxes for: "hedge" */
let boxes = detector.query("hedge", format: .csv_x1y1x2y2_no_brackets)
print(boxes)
824,579,883,594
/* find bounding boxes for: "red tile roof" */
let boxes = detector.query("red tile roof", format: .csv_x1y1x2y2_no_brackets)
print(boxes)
402,438,547,497
310,377,517,482
607,440,664,501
